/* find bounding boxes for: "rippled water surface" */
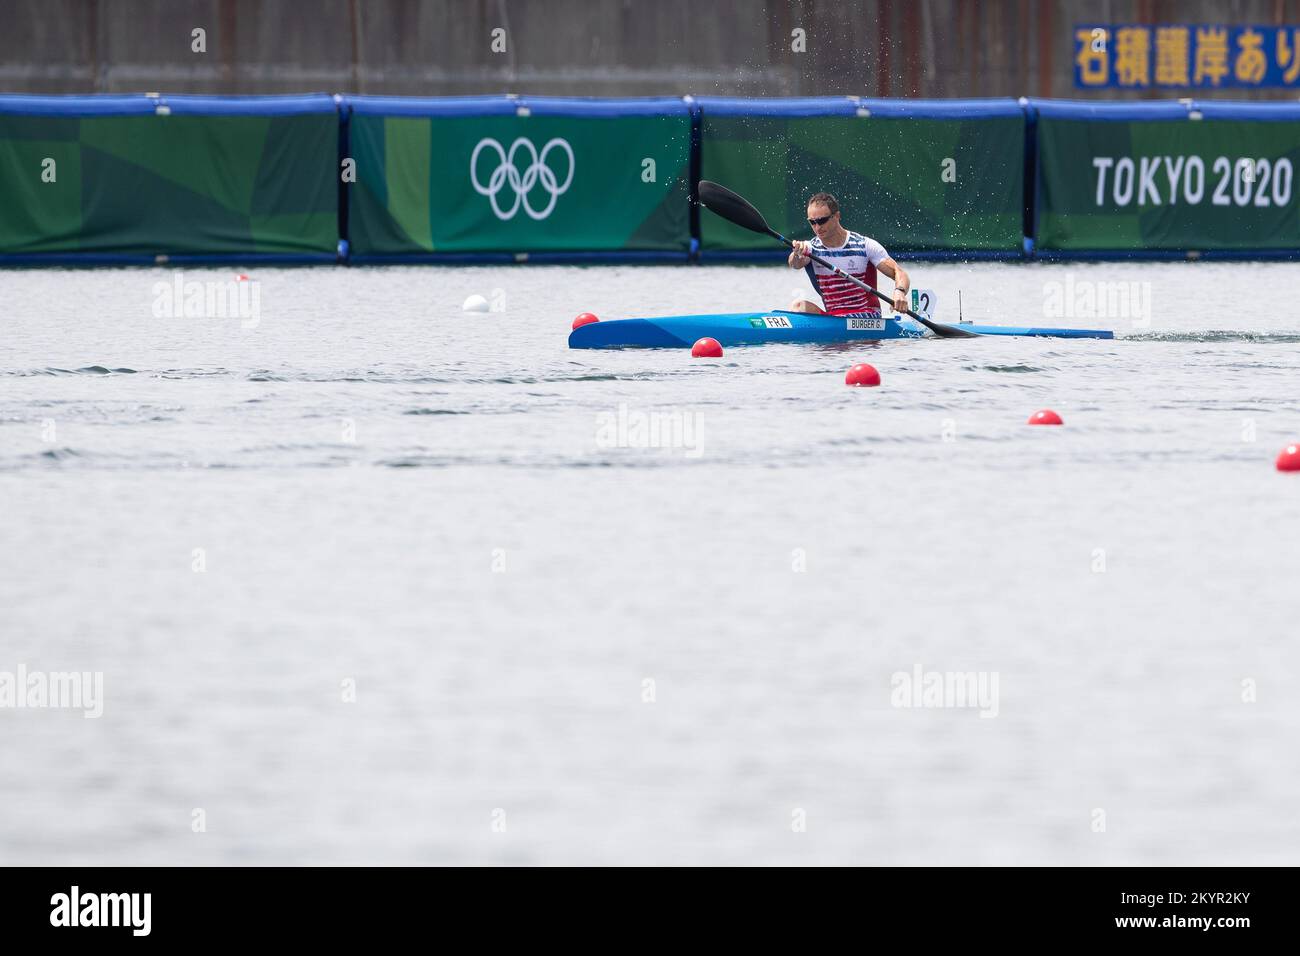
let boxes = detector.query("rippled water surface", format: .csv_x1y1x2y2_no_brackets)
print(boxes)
2,261,1298,864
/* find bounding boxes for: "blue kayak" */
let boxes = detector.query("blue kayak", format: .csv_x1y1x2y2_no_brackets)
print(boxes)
568,310,1114,349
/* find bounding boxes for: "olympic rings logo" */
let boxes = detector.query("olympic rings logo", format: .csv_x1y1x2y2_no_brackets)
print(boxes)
470,137,575,221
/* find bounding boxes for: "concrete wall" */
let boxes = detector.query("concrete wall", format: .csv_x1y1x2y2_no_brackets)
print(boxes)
5,0,1300,98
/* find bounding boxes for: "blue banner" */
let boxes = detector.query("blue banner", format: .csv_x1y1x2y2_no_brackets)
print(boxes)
1074,25,1300,89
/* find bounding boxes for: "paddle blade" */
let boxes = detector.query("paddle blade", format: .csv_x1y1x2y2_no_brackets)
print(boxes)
698,180,772,236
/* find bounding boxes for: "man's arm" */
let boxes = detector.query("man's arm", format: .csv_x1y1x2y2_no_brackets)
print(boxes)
877,257,910,313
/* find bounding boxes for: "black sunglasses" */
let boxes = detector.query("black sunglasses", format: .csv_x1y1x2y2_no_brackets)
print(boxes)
808,214,834,226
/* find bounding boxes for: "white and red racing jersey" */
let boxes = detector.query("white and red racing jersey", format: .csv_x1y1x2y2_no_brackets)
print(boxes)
804,231,890,315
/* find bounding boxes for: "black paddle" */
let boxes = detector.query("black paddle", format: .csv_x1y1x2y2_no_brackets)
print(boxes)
697,180,977,339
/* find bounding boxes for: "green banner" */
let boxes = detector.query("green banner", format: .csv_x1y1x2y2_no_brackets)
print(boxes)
1036,118,1300,251
348,110,691,255
0,110,338,256
699,113,1025,252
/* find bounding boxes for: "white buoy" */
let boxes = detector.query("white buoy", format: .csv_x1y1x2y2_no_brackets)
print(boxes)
462,294,489,313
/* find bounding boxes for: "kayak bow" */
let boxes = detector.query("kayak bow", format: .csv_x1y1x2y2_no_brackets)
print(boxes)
568,310,1113,349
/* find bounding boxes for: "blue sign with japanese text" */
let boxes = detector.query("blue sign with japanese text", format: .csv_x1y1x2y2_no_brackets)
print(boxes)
1075,25,1300,88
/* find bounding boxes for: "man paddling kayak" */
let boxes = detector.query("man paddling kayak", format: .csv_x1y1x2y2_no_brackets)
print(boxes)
788,192,911,317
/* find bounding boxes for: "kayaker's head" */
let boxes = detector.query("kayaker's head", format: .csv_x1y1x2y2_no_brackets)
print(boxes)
806,192,843,243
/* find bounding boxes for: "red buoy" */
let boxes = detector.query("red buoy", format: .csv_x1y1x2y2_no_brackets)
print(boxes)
1277,444,1300,472
234,273,250,282
1028,409,1063,425
572,312,599,330
845,363,881,387
691,337,723,358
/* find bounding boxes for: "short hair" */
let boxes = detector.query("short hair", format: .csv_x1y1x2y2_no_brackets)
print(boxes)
807,192,839,215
